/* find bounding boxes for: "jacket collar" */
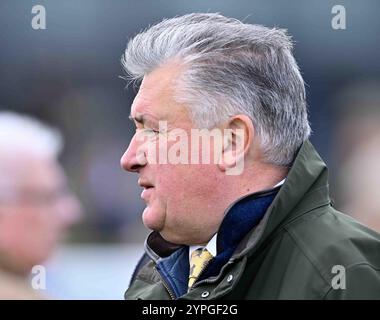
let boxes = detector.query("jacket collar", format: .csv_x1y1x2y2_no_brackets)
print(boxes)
233,140,331,260
144,231,182,263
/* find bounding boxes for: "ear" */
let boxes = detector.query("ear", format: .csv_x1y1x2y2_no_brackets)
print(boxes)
217,115,254,173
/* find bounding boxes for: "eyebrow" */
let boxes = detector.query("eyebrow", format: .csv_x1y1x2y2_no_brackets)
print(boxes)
128,114,143,124
129,114,158,127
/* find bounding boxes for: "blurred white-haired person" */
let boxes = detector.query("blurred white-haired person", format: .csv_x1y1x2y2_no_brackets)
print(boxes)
0,111,81,299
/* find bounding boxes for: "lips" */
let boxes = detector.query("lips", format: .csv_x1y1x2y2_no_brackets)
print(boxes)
138,179,154,200
138,178,154,189
141,187,154,201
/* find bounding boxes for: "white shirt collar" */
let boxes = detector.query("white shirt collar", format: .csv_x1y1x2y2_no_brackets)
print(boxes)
189,233,217,261
273,178,285,188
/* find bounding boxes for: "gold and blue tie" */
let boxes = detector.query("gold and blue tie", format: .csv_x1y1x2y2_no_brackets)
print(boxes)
188,248,213,290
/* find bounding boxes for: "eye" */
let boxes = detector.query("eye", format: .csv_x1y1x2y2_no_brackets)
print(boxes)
138,128,159,135
144,127,160,134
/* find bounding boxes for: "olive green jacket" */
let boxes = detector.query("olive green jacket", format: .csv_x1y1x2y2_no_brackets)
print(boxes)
125,140,380,300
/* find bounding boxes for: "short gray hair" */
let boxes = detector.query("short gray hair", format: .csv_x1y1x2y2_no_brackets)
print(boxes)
0,111,63,198
122,13,311,166
0,111,63,158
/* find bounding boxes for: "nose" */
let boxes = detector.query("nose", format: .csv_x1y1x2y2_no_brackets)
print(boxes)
120,133,147,172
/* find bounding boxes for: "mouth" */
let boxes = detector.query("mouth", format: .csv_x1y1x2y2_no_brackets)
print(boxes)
138,179,154,189
138,179,154,200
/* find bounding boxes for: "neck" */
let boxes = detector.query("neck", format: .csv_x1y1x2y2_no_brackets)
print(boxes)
200,161,287,243
223,161,288,201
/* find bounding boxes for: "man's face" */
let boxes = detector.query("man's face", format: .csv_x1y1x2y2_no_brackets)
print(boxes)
0,154,81,272
121,62,227,245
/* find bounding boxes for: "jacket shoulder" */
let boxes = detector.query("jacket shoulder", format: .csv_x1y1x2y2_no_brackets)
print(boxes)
284,206,380,298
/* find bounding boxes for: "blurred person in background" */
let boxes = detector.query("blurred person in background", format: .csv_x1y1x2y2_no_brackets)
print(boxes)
121,13,380,300
332,81,380,233
0,111,82,299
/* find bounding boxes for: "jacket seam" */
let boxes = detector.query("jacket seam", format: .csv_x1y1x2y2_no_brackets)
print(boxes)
284,227,332,290
253,202,330,260
283,185,330,224
344,262,380,271
129,253,151,287
281,202,330,231
132,277,157,286
133,265,161,286
322,263,380,299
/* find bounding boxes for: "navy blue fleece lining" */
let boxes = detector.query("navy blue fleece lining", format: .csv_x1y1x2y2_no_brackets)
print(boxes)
200,190,278,280
156,246,189,298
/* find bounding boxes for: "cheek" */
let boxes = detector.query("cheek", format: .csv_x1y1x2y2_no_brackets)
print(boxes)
27,212,60,260
156,165,190,195
157,164,218,211
23,210,61,247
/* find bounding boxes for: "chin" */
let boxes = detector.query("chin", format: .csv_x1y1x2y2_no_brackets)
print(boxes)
159,231,182,245
142,206,165,232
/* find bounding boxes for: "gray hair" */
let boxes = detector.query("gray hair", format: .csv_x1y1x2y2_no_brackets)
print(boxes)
122,13,311,166
0,111,63,158
0,111,63,197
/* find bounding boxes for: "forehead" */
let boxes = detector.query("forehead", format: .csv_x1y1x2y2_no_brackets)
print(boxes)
130,61,189,122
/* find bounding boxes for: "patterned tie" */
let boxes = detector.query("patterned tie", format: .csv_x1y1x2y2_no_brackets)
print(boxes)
188,248,214,290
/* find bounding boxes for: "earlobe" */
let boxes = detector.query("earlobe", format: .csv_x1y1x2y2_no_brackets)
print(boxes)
234,115,254,154
216,115,254,173
218,133,235,172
